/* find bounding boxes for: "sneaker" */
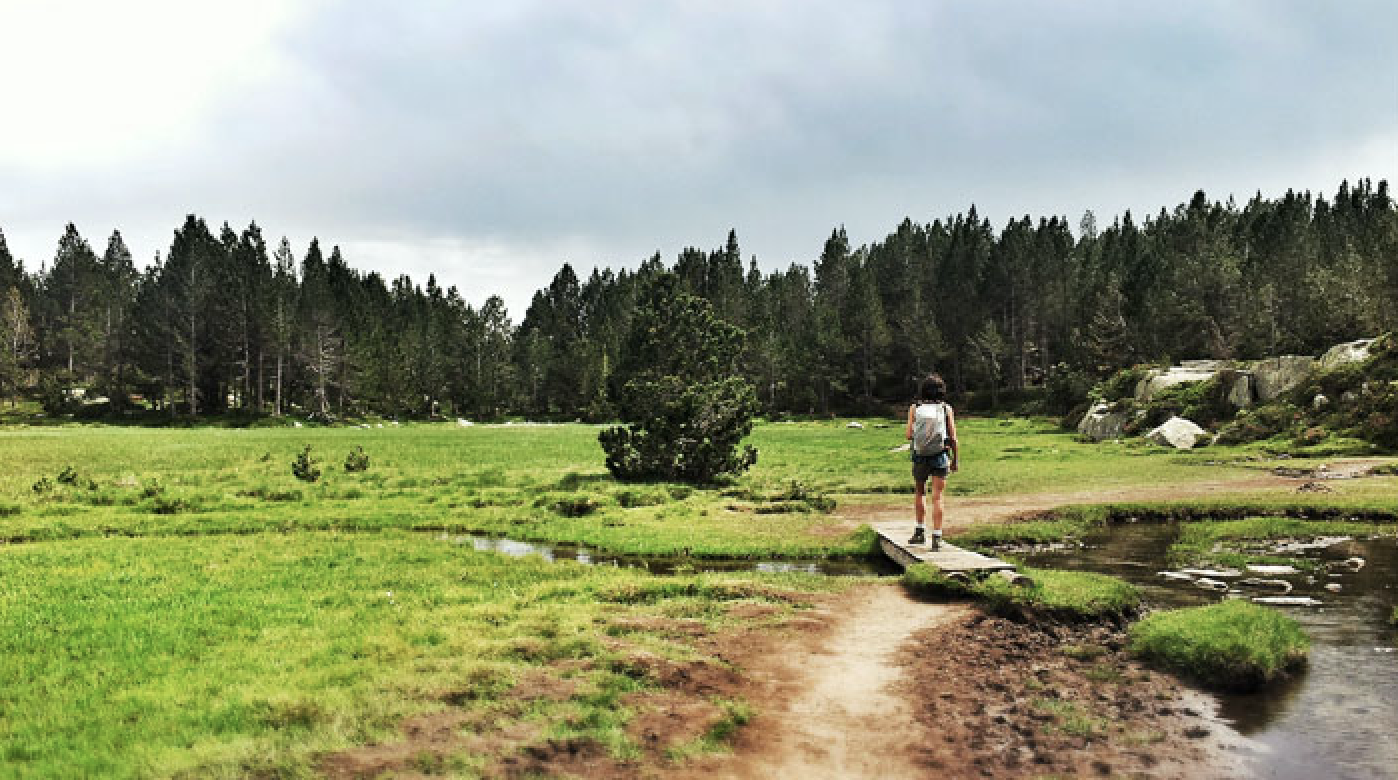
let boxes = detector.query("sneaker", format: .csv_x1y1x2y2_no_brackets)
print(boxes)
907,527,926,546
930,535,941,552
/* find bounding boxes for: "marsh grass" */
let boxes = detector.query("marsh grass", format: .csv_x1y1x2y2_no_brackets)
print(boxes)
0,532,830,778
1128,600,1309,691
902,564,1140,623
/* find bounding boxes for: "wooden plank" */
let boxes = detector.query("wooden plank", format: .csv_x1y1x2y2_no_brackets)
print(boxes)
872,522,1017,573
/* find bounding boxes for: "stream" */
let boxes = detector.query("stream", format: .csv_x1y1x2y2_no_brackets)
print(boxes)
1017,522,1398,780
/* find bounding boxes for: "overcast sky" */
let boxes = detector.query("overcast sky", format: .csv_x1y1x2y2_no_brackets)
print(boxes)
2,0,1395,316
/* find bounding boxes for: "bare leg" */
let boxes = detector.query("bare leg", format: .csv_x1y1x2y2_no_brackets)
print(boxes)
913,480,926,526
930,476,946,534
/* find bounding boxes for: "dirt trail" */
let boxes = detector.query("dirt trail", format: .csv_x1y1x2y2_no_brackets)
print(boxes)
678,587,967,780
835,461,1393,534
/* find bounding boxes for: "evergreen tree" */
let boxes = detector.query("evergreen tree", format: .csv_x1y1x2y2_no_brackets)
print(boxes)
599,274,758,482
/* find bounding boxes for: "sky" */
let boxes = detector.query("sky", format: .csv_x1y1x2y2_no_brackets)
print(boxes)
1,0,1395,317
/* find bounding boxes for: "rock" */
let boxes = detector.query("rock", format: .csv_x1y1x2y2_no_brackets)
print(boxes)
1338,557,1366,571
1237,578,1294,593
1135,365,1221,402
1253,355,1317,401
1146,416,1208,449
1194,578,1230,592
1077,401,1130,441
1312,393,1330,410
457,418,474,427
846,421,864,429
1252,596,1323,606
293,421,303,428
1318,338,1374,371
1181,568,1242,578
1227,373,1254,408
1247,564,1300,575
1324,583,1343,593
890,442,911,453
1341,390,1359,405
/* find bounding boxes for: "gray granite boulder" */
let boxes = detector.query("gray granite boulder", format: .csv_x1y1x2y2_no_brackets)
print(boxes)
1134,363,1223,401
1077,401,1130,441
1146,416,1208,449
1318,339,1374,371
1252,355,1316,402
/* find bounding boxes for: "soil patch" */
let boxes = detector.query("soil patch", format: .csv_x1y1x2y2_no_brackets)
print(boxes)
900,611,1247,779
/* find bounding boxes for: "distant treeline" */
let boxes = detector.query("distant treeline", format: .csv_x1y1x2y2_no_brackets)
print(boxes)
0,179,1394,420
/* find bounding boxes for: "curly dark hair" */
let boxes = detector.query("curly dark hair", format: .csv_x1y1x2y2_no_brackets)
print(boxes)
917,374,947,403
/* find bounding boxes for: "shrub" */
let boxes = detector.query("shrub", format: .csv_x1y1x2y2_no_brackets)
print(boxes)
1128,600,1309,691
599,275,759,483
31,477,53,494
292,446,322,483
343,446,370,473
56,466,79,485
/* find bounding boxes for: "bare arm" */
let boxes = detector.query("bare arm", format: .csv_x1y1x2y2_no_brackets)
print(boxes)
946,405,960,471
905,404,916,440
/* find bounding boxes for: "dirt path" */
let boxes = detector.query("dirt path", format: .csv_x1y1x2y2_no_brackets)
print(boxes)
835,459,1393,534
678,587,968,780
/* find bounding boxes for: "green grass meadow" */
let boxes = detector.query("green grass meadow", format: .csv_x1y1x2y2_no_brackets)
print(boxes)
2,416,1395,777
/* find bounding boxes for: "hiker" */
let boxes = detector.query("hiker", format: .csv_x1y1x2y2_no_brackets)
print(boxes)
907,374,958,550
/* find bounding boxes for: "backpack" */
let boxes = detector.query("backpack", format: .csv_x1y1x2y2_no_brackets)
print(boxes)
912,403,949,457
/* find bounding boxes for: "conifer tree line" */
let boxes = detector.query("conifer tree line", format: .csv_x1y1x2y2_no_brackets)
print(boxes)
0,179,1393,420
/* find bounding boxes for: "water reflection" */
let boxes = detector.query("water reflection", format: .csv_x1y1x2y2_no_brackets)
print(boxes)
443,532,897,577
1017,525,1398,780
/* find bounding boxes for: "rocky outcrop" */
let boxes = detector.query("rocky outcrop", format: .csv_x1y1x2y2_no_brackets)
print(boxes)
1318,339,1374,371
1134,361,1224,402
1252,355,1317,402
1077,401,1130,441
1146,416,1208,449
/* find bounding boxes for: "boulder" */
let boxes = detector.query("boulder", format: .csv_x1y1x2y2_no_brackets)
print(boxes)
846,421,865,429
1227,373,1254,408
1318,339,1374,371
1077,401,1129,441
1252,355,1316,401
1312,394,1329,411
1134,365,1220,402
1146,416,1208,449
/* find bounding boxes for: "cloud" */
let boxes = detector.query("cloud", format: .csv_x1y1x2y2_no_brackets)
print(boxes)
1,0,1394,315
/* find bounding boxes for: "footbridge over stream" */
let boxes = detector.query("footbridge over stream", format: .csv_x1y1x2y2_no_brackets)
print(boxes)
872,522,1029,584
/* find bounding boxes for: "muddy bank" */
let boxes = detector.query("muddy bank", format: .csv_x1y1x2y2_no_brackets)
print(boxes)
900,610,1246,779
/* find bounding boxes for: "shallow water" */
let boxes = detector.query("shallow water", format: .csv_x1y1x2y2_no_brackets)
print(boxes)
1018,524,1398,780
437,532,899,577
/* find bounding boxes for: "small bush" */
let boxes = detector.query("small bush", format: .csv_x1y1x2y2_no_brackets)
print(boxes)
292,446,321,483
1128,600,1309,691
56,466,79,485
31,477,53,494
343,446,370,473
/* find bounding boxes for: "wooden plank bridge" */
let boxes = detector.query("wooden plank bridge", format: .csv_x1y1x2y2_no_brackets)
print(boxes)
872,522,1028,584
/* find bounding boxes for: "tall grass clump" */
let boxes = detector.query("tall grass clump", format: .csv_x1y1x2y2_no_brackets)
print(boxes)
1128,600,1309,691
903,564,1139,623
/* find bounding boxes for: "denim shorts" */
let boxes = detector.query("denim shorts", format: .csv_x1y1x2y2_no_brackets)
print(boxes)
912,451,950,483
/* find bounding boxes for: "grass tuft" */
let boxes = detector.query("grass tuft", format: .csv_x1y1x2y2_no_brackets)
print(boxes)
1128,599,1309,691
903,564,1139,623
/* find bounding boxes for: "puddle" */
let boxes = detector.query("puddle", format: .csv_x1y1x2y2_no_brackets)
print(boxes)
1016,524,1398,780
436,532,898,577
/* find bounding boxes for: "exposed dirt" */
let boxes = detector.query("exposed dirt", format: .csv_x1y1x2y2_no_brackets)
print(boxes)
900,611,1247,779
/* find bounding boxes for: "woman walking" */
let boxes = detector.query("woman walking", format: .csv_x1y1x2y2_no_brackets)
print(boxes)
907,374,959,550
